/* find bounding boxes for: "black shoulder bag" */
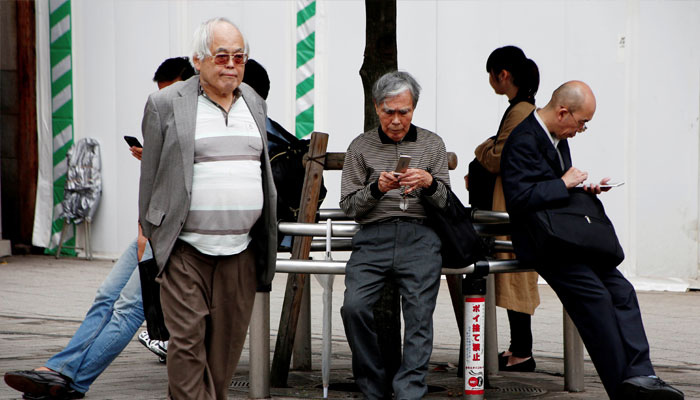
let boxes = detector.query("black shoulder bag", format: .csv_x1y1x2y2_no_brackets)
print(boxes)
425,188,488,268
467,156,497,211
528,189,624,267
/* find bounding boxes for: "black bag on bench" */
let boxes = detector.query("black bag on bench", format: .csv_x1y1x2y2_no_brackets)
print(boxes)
425,188,488,268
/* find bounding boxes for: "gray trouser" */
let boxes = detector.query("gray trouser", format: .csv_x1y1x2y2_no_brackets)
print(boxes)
341,221,442,400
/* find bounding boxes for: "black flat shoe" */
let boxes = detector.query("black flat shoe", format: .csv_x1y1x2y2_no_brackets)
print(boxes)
618,376,684,399
499,356,536,372
4,370,69,398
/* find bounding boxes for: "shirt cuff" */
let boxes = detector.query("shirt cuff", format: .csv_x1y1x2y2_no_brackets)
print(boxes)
422,176,438,196
370,180,384,199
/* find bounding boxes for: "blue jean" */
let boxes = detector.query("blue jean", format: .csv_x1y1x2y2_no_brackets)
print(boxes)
45,239,153,393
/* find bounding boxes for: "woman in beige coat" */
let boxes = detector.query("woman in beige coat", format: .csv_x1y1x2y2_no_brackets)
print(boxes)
469,46,540,371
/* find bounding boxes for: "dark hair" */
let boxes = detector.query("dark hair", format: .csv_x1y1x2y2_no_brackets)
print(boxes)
485,45,539,103
152,57,195,83
242,59,270,100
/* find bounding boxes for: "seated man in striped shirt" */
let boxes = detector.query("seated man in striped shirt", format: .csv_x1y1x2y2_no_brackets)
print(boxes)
339,71,450,400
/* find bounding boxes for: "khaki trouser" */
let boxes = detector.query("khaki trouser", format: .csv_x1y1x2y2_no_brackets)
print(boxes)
159,240,257,400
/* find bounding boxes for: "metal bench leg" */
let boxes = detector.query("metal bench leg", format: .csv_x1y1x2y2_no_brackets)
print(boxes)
55,221,68,259
563,309,584,392
484,275,498,376
249,292,270,399
85,221,92,260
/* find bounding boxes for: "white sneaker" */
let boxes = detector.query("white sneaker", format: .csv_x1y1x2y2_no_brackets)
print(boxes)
137,330,168,360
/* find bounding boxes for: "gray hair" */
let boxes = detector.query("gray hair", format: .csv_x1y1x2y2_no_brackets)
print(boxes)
372,71,421,108
191,17,249,62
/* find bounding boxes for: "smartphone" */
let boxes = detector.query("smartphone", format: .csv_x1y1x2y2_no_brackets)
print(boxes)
578,181,625,188
124,135,142,148
393,155,411,176
599,182,624,188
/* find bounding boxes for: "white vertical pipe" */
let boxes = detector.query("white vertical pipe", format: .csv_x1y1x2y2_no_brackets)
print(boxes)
249,292,270,399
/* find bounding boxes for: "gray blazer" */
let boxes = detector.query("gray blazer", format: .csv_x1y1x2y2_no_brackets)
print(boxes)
138,76,277,287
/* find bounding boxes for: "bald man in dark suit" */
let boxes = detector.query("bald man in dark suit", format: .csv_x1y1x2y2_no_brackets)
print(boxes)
501,81,683,400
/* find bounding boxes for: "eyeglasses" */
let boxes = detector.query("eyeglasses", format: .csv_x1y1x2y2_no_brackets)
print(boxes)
565,108,588,132
211,53,248,66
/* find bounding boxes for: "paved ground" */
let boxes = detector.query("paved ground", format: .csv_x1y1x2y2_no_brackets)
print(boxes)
1,255,699,399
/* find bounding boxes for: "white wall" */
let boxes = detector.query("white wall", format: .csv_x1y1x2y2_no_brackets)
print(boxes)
67,0,700,283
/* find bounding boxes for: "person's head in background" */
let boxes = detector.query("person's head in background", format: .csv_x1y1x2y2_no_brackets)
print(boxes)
131,57,196,161
153,56,196,89
241,58,270,100
486,45,539,103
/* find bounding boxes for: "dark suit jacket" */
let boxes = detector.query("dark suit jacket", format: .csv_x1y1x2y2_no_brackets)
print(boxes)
501,111,572,263
138,76,277,287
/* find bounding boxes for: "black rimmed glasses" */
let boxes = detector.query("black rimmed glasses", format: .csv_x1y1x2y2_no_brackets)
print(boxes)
211,53,249,65
565,108,588,132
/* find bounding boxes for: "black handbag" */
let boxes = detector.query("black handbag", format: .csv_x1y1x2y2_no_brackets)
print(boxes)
424,188,488,268
467,156,497,211
529,189,624,267
138,257,170,341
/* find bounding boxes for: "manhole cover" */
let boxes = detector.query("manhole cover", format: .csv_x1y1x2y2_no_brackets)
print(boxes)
230,379,250,388
319,382,445,394
493,382,546,395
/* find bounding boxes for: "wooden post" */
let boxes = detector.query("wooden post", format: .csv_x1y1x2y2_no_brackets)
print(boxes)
292,281,312,369
16,0,38,246
270,132,329,387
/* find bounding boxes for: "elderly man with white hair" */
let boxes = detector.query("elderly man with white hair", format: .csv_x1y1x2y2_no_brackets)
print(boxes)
340,71,450,400
138,18,277,399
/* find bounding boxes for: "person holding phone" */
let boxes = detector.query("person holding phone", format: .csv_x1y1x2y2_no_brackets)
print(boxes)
501,81,683,399
340,71,450,399
468,46,541,372
4,57,194,400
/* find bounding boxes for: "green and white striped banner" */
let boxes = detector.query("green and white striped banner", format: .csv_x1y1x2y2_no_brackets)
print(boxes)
46,0,75,255
296,0,315,138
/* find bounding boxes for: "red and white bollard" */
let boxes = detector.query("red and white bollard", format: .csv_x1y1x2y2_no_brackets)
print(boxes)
463,275,487,400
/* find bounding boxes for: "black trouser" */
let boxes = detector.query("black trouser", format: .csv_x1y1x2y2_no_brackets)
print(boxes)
536,259,654,399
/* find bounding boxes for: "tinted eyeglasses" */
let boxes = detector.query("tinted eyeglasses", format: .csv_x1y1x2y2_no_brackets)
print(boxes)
211,53,249,66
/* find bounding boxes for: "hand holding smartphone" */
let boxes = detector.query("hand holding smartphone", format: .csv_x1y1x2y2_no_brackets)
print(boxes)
124,135,142,148
393,155,411,176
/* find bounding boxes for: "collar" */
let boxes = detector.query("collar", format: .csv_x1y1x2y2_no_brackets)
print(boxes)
534,109,560,148
198,84,241,112
378,124,417,144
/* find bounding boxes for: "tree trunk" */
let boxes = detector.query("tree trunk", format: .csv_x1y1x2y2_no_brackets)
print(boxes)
359,0,402,391
360,0,398,131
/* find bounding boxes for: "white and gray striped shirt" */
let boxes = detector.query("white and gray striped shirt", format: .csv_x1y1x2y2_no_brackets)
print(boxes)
340,125,450,225
178,93,264,256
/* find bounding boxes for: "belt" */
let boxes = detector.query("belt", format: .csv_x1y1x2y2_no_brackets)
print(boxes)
364,216,425,227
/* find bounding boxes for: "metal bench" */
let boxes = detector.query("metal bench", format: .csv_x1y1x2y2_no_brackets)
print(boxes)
247,132,585,399
248,208,585,399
